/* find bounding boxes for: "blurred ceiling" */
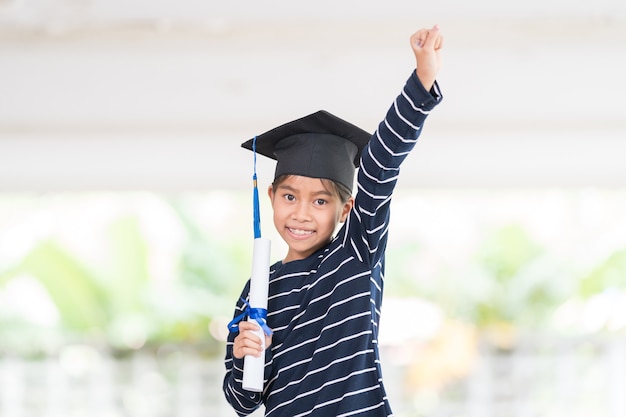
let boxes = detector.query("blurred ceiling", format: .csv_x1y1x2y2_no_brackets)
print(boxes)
0,0,625,191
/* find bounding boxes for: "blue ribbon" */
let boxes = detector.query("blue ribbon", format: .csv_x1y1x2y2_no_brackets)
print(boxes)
227,298,273,336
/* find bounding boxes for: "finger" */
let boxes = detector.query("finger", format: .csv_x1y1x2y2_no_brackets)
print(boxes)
235,345,263,359
421,25,440,49
242,329,263,345
237,321,260,332
240,342,264,357
410,29,428,48
234,331,264,358
435,35,444,50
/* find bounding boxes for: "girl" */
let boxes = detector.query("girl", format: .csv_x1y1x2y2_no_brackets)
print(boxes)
224,25,443,417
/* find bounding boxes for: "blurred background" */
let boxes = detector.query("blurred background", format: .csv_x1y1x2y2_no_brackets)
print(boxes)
1,1,626,416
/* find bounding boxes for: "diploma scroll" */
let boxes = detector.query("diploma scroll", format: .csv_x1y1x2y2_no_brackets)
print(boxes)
242,237,271,392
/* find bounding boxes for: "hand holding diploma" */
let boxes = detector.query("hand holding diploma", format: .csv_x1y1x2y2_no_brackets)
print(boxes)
233,320,272,360
227,237,272,392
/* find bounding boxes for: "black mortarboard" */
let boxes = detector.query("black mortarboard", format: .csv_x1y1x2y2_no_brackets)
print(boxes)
241,110,372,192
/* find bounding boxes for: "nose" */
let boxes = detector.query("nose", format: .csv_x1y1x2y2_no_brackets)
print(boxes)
292,201,311,221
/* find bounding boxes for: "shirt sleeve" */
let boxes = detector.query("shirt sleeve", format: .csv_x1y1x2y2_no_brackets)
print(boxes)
222,284,265,416
342,71,443,267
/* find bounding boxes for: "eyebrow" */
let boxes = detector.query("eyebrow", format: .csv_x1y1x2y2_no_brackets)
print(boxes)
277,184,333,197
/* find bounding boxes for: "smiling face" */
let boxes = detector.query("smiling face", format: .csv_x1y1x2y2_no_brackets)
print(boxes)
268,175,353,263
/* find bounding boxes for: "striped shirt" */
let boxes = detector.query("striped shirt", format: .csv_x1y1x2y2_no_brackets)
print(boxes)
224,71,442,417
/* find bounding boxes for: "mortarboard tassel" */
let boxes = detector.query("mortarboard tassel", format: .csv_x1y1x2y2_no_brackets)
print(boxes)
252,136,262,239
225,134,271,392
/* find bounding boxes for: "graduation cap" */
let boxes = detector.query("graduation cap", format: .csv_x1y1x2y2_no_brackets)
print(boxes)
241,110,372,192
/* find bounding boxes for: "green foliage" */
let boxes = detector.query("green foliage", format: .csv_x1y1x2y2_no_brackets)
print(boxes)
167,197,254,325
384,241,425,296
0,197,244,354
578,248,626,297
476,224,541,284
17,240,108,330
386,222,578,336
0,192,271,357
468,224,569,330
102,215,151,315
2,192,625,355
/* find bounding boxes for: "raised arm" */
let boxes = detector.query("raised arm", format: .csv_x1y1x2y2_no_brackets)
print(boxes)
342,26,444,266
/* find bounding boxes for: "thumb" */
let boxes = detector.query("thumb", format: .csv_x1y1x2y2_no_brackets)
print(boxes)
421,25,440,49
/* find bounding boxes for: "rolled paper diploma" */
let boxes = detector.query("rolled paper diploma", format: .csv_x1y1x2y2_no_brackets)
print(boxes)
242,237,271,392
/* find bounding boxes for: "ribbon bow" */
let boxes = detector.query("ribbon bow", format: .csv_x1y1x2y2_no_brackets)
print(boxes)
227,298,273,336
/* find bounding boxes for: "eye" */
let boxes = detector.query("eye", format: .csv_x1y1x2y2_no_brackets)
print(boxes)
283,194,295,202
314,198,327,206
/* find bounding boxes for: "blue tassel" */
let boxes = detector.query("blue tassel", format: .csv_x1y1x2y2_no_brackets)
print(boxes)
252,136,262,239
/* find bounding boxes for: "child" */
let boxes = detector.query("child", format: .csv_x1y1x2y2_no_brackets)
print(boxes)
224,25,443,416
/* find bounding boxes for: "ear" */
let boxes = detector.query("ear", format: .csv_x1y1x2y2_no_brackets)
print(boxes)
339,197,354,223
267,185,274,200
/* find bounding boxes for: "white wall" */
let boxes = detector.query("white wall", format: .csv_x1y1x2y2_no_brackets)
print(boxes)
1,0,625,191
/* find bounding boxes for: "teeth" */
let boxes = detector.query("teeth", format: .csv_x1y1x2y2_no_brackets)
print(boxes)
289,228,312,236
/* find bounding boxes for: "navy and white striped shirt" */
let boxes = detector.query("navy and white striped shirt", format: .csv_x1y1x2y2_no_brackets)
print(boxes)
224,72,442,417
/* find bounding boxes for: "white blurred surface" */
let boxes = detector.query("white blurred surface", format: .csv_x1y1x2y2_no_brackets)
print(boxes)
0,0,625,191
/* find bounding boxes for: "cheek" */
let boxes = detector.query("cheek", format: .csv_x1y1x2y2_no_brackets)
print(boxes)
333,208,346,225
272,201,291,224
272,205,284,222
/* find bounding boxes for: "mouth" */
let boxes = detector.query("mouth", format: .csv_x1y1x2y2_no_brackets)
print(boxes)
287,227,314,237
